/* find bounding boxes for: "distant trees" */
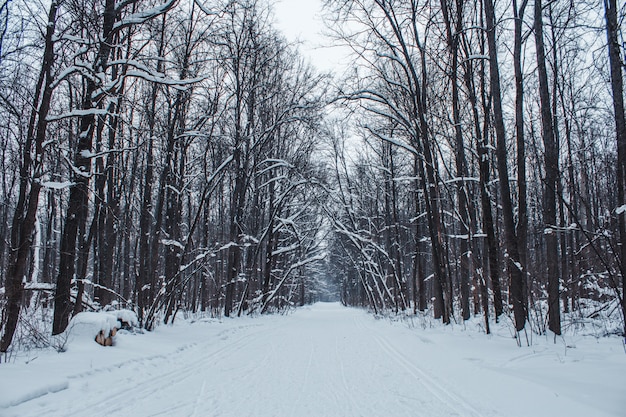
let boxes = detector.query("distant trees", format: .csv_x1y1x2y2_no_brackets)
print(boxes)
328,0,452,324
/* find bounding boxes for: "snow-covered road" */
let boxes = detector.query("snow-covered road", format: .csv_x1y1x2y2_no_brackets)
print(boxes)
2,302,624,416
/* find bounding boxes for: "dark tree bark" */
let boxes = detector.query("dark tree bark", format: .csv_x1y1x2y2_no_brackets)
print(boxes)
53,0,118,336
483,0,526,331
162,85,193,324
534,0,561,336
223,2,257,317
604,0,626,336
225,118,248,317
413,157,427,313
441,0,472,321
547,3,571,314
513,0,529,309
137,16,165,324
54,0,175,335
406,4,451,324
460,19,503,319
1,0,58,351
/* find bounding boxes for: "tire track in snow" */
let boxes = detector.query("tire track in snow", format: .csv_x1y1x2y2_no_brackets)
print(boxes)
372,335,484,417
29,324,274,417
190,379,206,417
7,305,502,417
334,334,361,414
288,336,316,416
356,313,489,417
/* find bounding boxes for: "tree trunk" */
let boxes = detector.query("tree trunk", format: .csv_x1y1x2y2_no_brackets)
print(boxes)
53,0,118,335
535,0,561,336
413,157,427,312
604,0,626,336
442,0,471,321
225,146,246,317
484,0,526,331
513,0,529,310
460,23,503,319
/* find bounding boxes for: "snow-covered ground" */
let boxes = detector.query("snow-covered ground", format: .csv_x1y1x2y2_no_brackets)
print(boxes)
1,302,624,417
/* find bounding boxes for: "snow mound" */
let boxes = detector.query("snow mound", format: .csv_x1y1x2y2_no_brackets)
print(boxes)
55,310,138,350
113,309,139,328
67,312,121,338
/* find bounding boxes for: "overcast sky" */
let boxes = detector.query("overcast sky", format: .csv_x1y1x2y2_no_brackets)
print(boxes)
272,0,350,74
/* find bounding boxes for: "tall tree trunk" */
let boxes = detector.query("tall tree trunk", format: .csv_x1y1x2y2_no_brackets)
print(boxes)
137,130,155,324
535,0,561,336
548,2,570,315
53,0,119,335
162,89,189,324
137,13,167,326
413,157,427,313
413,11,450,324
390,147,406,311
225,147,246,317
604,0,626,336
419,135,449,323
513,0,529,310
442,0,471,321
484,0,526,331
460,22,503,318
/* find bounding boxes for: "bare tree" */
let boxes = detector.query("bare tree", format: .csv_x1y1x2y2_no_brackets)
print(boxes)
604,0,626,336
483,0,527,332
53,0,176,335
1,0,59,351
534,0,561,336
327,0,452,323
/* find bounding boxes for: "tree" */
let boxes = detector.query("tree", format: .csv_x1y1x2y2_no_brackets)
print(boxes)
1,0,59,351
327,0,453,323
483,0,527,332
604,0,626,336
513,0,529,317
534,0,561,336
53,0,176,335
440,0,473,321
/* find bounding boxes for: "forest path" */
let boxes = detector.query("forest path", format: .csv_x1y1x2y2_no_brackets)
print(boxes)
3,302,623,417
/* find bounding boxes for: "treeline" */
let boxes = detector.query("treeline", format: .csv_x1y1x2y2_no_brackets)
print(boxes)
0,0,328,353
323,0,626,338
1,0,625,354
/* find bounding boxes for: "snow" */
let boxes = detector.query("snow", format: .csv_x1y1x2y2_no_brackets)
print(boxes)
465,54,490,61
40,181,74,190
161,239,185,250
60,311,121,341
616,204,626,215
46,108,112,122
1,303,624,417
112,0,176,32
271,243,299,256
444,177,480,184
79,149,95,158
23,282,56,291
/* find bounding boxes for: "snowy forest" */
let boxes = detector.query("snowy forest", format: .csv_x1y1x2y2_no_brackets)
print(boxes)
0,0,625,357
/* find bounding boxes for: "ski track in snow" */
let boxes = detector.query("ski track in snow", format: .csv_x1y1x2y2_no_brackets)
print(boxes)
2,303,625,417
353,315,486,417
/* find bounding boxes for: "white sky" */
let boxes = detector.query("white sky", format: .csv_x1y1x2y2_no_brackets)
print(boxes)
272,0,350,74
